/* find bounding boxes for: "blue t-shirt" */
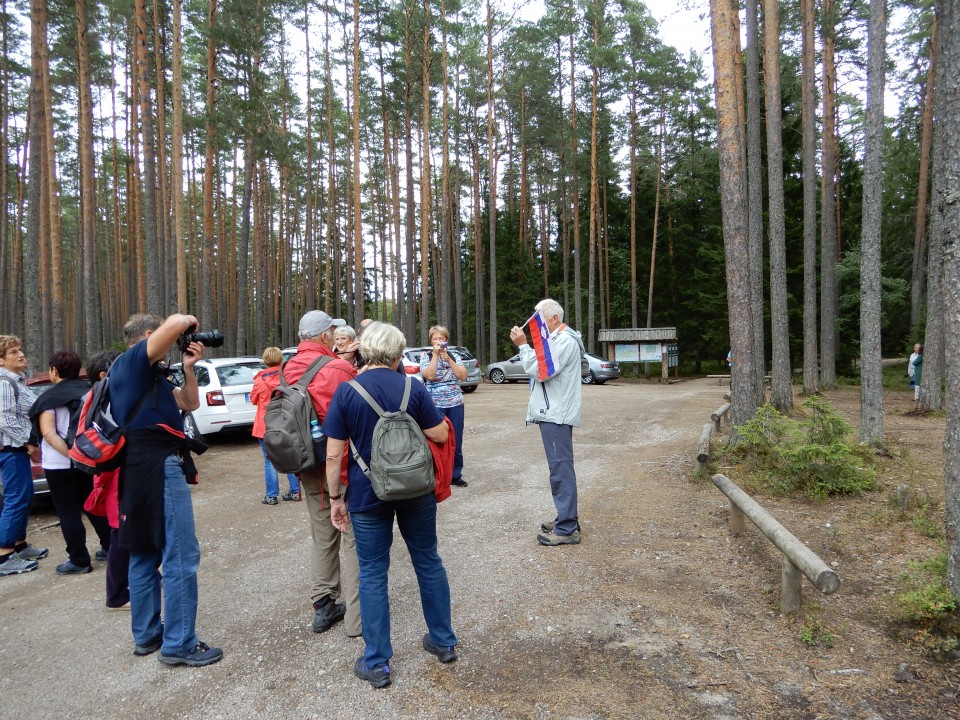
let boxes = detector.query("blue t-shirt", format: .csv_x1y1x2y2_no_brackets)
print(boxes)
323,368,444,513
109,340,184,432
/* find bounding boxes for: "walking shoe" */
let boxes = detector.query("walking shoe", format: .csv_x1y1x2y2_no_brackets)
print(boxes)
540,518,581,534
451,477,468,487
422,633,458,663
312,596,346,633
16,543,48,560
56,560,93,575
282,491,301,502
159,641,223,667
262,495,279,506
537,529,581,546
0,553,39,576
107,601,131,611
95,548,108,561
354,657,391,689
133,635,163,656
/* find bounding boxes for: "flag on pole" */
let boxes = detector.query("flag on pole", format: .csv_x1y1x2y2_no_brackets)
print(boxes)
524,311,555,381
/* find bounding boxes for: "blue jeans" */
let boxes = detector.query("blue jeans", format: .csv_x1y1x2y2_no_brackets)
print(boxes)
438,404,465,480
539,422,579,536
350,493,457,667
0,450,33,547
129,455,201,653
258,439,299,497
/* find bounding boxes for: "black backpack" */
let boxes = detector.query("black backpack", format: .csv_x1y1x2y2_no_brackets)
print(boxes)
262,356,332,474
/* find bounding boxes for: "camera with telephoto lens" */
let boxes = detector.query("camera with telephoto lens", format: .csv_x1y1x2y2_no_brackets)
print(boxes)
177,327,225,353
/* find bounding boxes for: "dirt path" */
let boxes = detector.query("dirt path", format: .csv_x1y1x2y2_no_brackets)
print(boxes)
1,379,955,719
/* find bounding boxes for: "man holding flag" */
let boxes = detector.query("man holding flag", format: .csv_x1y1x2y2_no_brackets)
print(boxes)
510,299,585,546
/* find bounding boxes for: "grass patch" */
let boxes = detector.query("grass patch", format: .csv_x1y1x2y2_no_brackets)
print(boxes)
718,396,876,497
896,551,960,660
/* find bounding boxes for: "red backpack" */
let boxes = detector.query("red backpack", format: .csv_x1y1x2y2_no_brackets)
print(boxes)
68,371,150,475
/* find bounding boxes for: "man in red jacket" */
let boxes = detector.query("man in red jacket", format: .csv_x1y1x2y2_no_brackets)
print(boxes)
283,310,361,637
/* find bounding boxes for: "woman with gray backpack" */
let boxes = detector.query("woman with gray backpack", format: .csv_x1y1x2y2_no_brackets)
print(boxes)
322,322,458,689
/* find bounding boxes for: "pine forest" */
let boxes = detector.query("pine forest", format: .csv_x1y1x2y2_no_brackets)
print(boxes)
0,0,946,383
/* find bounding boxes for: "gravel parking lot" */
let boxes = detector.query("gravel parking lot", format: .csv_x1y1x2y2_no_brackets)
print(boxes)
4,379,948,719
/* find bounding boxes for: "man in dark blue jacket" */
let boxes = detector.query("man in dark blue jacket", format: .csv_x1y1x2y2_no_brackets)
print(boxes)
111,313,222,667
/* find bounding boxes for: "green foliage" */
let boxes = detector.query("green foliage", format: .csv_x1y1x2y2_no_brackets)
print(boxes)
896,552,960,659
798,617,835,648
723,397,876,497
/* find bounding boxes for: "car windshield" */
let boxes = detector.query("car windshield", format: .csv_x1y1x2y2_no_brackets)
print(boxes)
215,363,262,387
451,347,475,361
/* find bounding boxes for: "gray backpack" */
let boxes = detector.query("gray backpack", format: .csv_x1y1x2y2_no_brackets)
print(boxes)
347,377,435,501
262,356,332,474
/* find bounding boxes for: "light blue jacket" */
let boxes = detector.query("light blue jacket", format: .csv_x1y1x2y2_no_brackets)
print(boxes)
518,326,584,427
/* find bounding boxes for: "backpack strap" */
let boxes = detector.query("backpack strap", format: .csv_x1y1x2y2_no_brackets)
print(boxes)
280,355,333,393
345,376,413,480
0,374,19,402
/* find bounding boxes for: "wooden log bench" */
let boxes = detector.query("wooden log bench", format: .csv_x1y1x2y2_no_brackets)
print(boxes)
712,474,840,614
711,402,732,432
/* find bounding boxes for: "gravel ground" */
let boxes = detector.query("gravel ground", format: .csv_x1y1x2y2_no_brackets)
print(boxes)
2,379,954,719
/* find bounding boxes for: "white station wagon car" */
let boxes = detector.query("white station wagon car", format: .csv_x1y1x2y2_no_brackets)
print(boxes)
171,356,263,438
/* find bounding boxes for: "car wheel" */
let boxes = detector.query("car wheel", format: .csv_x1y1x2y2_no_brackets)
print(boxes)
489,369,506,384
581,371,593,385
182,412,201,440
462,385,478,394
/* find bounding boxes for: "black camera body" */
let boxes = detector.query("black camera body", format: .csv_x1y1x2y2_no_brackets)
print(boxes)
177,329,225,353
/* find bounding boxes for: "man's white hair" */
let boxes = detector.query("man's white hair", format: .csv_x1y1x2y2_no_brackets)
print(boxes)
537,298,564,323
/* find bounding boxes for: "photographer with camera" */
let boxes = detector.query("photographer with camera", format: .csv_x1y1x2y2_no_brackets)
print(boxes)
420,325,468,488
108,313,223,667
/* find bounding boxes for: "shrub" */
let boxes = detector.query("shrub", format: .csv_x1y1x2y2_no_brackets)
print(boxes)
722,397,876,497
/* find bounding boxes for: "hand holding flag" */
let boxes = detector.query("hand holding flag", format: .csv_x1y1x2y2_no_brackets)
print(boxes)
522,311,556,381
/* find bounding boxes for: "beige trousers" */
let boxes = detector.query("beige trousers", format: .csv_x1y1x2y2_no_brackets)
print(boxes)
298,466,361,636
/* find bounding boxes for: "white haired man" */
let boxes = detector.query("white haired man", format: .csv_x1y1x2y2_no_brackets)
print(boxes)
510,299,585,546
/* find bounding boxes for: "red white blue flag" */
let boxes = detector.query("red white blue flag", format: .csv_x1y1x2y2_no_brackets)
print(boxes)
525,311,555,381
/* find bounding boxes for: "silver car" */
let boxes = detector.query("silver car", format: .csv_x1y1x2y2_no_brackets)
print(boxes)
486,354,591,384
404,346,480,393
582,353,621,385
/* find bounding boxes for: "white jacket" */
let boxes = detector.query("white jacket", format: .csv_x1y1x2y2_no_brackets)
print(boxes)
518,326,584,427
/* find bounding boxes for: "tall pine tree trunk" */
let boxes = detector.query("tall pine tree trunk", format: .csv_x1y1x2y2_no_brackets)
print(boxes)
201,0,217,329
135,0,161,312
353,0,365,323
711,0,761,428
587,0,599,353
801,0,819,395
763,0,793,412
746,0,765,389
76,0,101,354
859,0,887,445
820,0,839,387
486,0,498,361
910,15,937,333
172,0,186,310
936,0,960,599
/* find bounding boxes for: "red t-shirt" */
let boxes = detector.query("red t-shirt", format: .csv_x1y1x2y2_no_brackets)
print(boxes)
282,341,358,420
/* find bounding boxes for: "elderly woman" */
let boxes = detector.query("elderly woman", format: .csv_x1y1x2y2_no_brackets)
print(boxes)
333,325,359,367
29,350,111,575
250,346,301,504
323,322,457,689
419,325,467,487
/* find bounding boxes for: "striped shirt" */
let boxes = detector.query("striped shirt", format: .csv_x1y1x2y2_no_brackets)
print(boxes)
0,368,36,447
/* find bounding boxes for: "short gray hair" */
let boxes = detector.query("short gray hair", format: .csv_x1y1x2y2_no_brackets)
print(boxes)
334,325,357,341
359,322,406,367
537,299,564,323
123,313,163,347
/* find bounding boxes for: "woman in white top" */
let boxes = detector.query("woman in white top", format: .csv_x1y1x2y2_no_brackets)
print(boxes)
28,350,110,575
